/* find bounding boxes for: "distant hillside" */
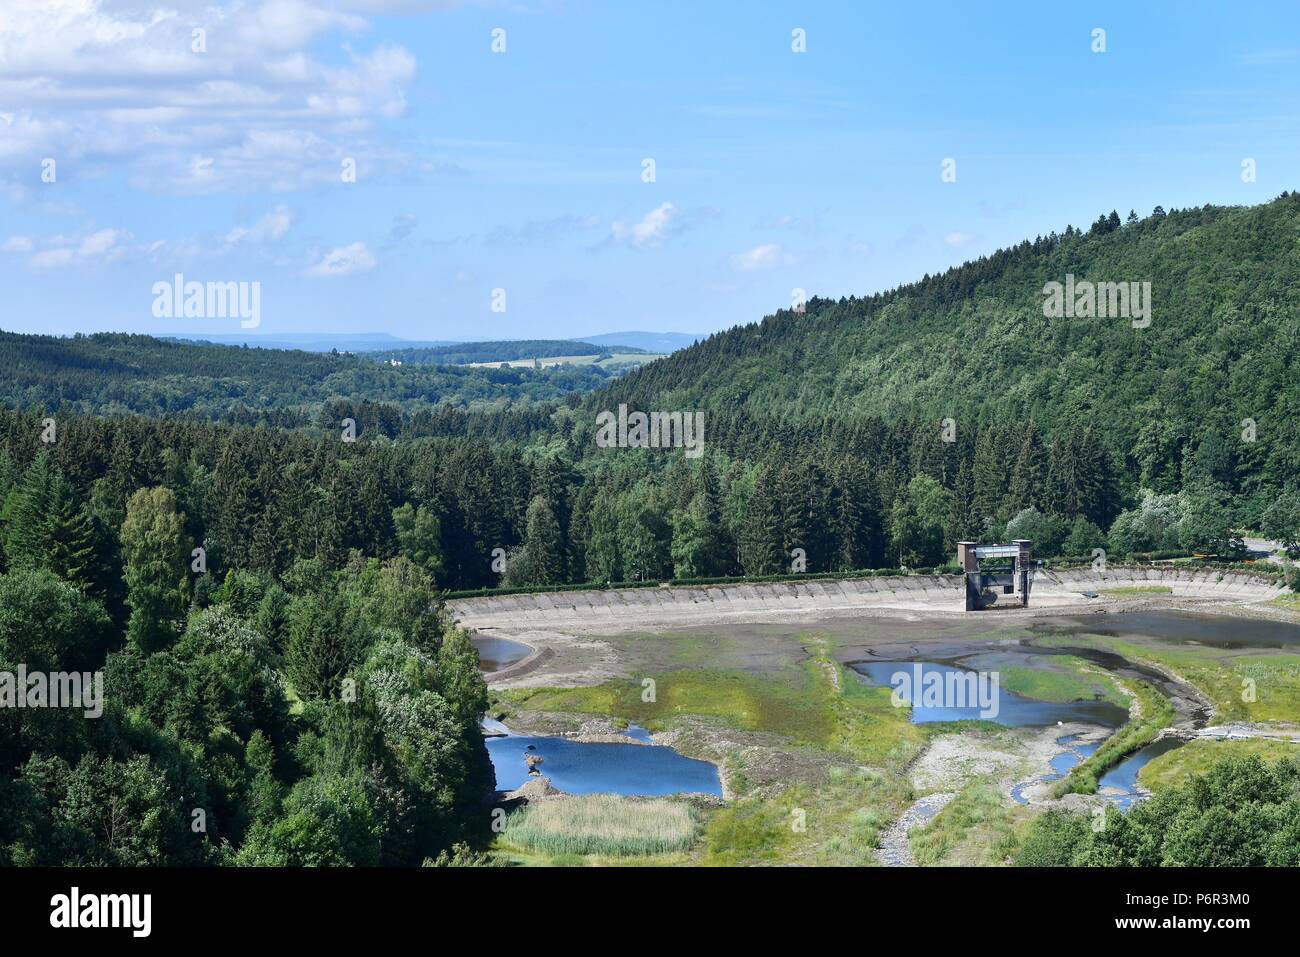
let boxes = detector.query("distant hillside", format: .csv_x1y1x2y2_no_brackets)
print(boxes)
165,332,457,352
164,330,701,355
0,331,611,419
376,339,645,366
579,331,702,352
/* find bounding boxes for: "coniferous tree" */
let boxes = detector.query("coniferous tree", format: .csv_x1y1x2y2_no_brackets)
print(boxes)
830,460,883,570
4,454,97,589
5,451,58,568
972,427,1006,527
1007,421,1049,513
948,456,979,544
522,495,565,584
584,490,622,583
739,465,784,576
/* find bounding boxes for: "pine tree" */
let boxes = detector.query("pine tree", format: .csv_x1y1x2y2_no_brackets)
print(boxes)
43,482,97,589
1007,421,1049,513
691,460,733,572
584,490,622,583
830,460,883,570
971,426,1006,526
738,465,784,576
948,456,979,543
523,495,565,584
6,452,57,566
670,494,721,579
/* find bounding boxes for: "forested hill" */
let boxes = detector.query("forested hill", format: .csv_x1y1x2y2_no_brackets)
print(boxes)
602,194,1300,462
0,330,611,419
375,339,645,365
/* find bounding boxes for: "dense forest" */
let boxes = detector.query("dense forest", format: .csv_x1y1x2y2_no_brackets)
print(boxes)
4,195,1300,866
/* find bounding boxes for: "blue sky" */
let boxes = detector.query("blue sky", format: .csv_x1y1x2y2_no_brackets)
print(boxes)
2,0,1299,341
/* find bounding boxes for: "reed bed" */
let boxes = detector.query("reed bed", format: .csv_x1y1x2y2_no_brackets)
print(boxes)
501,796,698,857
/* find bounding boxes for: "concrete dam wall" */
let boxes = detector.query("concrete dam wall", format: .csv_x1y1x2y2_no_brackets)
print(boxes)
448,566,1284,632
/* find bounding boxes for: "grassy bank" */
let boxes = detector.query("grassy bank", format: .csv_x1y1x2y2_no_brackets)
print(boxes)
1089,639,1300,724
1138,738,1300,791
1052,678,1175,796
702,763,914,866
498,657,924,765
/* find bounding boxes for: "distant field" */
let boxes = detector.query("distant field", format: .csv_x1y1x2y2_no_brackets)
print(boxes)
467,352,665,369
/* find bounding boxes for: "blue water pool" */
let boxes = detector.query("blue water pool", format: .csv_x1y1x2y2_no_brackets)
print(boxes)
487,732,723,797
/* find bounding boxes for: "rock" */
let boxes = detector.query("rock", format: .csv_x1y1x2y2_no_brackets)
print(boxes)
877,792,955,867
507,776,563,801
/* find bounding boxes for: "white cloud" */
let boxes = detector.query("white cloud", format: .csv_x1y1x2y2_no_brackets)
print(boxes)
612,202,677,248
30,248,76,268
305,241,376,277
0,1,421,192
19,227,131,267
730,242,788,272
79,228,122,257
224,205,293,244
944,231,976,247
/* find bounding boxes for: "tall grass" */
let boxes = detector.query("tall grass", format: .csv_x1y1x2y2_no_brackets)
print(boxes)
910,782,1022,866
500,796,698,857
